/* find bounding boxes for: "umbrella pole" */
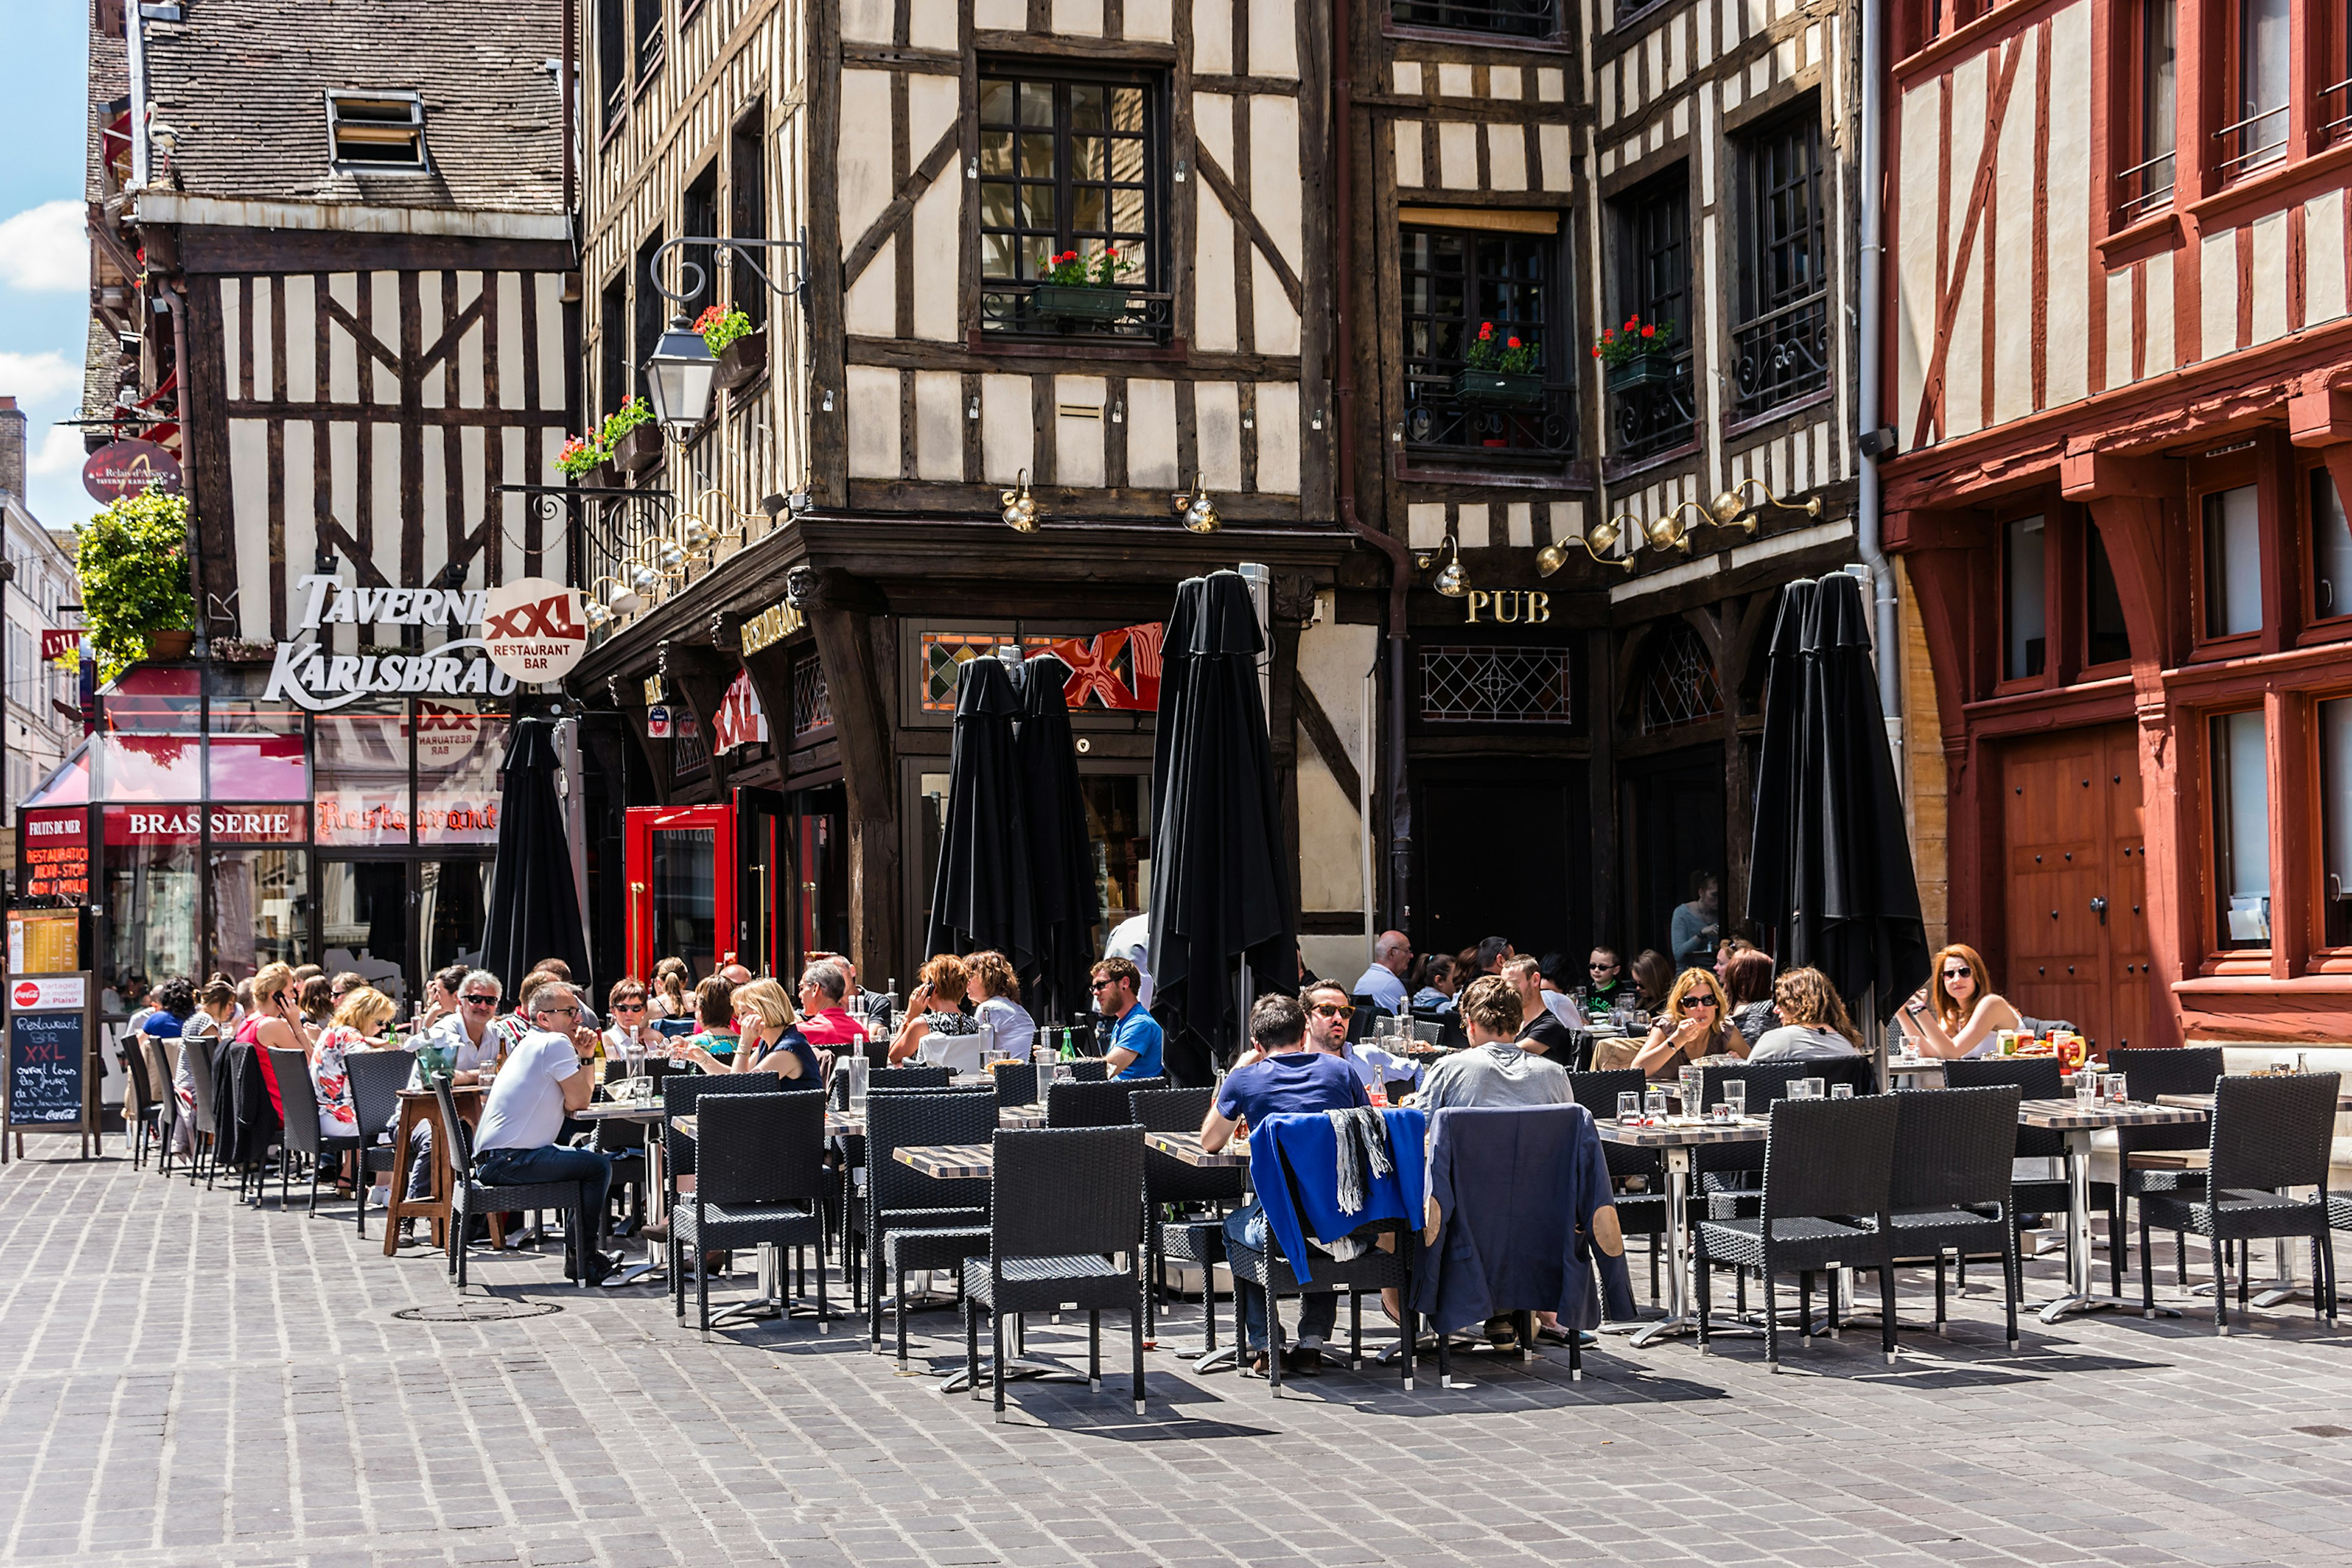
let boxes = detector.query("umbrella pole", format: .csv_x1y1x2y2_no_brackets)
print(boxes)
1238,957,1253,1071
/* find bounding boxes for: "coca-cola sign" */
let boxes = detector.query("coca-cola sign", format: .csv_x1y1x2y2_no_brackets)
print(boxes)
81,439,183,502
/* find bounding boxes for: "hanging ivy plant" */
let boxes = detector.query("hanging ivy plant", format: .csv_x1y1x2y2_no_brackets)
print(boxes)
75,489,194,684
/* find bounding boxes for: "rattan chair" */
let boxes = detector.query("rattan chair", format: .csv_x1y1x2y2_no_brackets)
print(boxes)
1940,1056,2120,1291
870,1065,953,1092
961,1126,1148,1422
1047,1079,1137,1128
1694,1095,1901,1371
1887,1085,2022,1348
179,1037,220,1187
2109,1046,2225,1292
1131,1087,1241,1343
658,1073,781,1292
268,1046,364,1215
671,1091,830,1335
1067,1057,1110,1083
345,1048,418,1238
992,1061,1039,1110
429,1072,594,1290
1226,1220,1416,1396
2140,1073,2340,1332
865,1087,997,1358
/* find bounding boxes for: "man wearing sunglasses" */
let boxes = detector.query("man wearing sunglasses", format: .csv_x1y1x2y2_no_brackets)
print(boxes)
1091,957,1162,1080
472,982,618,1286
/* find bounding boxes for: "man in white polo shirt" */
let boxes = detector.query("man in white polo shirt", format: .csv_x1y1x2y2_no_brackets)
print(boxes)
472,982,616,1284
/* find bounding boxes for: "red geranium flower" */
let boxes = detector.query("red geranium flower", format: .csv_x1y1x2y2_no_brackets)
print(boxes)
1507,336,1522,349
1641,325,1656,337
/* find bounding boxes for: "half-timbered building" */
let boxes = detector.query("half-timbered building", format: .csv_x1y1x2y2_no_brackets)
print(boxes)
53,0,576,1017
1882,0,2352,1047
568,0,1368,1005
1343,0,1872,971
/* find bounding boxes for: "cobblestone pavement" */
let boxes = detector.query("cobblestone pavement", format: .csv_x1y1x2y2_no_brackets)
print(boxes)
3,1152,2350,1568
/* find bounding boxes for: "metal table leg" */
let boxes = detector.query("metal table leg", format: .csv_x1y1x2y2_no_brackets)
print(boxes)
605,1124,668,1289
2037,1128,2169,1321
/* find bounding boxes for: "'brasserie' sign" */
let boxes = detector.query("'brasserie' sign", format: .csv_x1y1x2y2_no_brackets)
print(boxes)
265,575,521,712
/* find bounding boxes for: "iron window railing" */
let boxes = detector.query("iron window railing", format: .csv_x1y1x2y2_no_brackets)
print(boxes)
1403,374,1577,461
976,283,1174,343
1732,293,1830,420
1611,349,1696,463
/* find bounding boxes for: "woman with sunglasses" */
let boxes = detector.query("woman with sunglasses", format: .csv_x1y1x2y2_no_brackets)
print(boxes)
1900,943,2022,1058
1630,968,1739,1079
601,979,664,1060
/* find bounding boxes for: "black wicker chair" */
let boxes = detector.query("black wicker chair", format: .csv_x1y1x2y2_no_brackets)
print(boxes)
1132,1087,1242,1343
429,1073,590,1289
1941,1057,2119,1288
1227,1219,1416,1396
1067,1057,1110,1082
992,1061,1040,1110
865,1087,998,1359
347,1048,418,1238
870,1065,953,1092
961,1126,1148,1422
660,1073,780,1297
179,1037,221,1186
2109,1046,2225,1292
1568,1069,1668,1302
2141,1073,2340,1332
269,1046,364,1216
1048,1079,1138,1128
672,1091,831,1335
1887,1085,2023,1348
1694,1095,1901,1371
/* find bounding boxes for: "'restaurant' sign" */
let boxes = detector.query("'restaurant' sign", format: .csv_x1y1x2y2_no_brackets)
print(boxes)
81,439,183,502
265,575,520,712
739,599,804,657
18,810,89,902
480,576,588,683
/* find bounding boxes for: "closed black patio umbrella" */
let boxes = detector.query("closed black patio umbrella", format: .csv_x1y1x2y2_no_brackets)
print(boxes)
1016,654,1098,1026
1148,571,1294,1083
480,715,591,995
1745,571,1929,1027
924,654,1037,972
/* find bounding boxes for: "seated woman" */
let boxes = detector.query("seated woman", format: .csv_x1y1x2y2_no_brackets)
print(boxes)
1630,949,1674,1014
1899,943,2023,1058
1411,954,1460,1016
1630,969,1738,1080
680,974,740,1061
964,949,1036,1060
1747,967,1864,1060
311,984,395,1138
888,954,979,1069
678,978,824,1084
1721,949,1775,1050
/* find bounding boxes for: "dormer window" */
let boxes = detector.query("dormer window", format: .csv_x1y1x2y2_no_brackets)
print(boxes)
326,92,428,170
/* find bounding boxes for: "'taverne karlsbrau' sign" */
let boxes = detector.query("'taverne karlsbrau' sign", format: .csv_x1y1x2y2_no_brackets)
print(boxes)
265,575,522,712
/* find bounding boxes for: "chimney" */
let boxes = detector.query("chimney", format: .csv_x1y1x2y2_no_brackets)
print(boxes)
0,397,24,503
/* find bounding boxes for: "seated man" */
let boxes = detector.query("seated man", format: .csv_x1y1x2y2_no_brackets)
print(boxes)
794,962,871,1050
1418,976,1572,1115
1350,930,1412,1016
1414,975,1577,1348
1199,993,1368,1376
1093,957,1164,1081
1504,957,1588,1068
470,982,618,1285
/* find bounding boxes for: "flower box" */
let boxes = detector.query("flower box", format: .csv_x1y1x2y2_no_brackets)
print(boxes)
713,329,767,391
143,629,195,662
1030,284,1131,326
612,423,663,474
1451,368,1547,408
569,459,620,491
1605,355,1679,393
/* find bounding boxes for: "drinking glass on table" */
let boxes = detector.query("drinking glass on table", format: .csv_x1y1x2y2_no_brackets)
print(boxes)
2075,1071,2100,1108
1616,1091,1642,1125
1643,1088,1669,1125
1724,1080,1747,1119
1679,1065,1703,1119
2105,1072,2128,1106
1830,1083,1854,1099
1787,1079,1817,1101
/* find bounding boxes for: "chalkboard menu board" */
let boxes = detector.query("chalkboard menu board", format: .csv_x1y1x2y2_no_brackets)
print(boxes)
8,1011,86,1126
6,973,96,1148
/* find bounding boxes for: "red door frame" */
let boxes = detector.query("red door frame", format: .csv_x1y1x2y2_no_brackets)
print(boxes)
623,804,737,982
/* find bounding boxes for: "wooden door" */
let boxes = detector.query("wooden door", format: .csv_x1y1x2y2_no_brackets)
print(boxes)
2000,725,2152,1052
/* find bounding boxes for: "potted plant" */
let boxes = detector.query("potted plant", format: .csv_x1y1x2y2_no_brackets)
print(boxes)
556,432,617,489
1452,322,1546,407
1595,312,1679,392
73,489,195,682
695,303,767,391
603,396,662,473
1030,247,1136,327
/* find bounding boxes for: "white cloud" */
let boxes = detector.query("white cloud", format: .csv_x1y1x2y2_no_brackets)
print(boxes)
26,422,84,478
0,202,88,293
0,350,82,405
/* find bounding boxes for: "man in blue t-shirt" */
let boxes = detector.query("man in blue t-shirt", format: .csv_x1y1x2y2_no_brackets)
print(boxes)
1199,993,1368,1376
1092,957,1164,1080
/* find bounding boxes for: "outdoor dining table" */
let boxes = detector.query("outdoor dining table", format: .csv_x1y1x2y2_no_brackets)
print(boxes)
575,1099,669,1288
1594,1115,1771,1347
1885,1057,1947,1088
2016,1097,2205,1322
383,1082,488,1258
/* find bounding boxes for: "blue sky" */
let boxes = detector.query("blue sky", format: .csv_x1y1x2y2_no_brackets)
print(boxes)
0,1,98,538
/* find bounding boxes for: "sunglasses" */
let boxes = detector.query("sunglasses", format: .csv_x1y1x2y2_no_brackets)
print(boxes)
1090,979,1120,991
1686,997,1718,1009
1311,1003,1354,1018
1590,963,1618,973
461,994,498,1006
538,1005,581,1018
1941,968,1970,979
612,999,646,1011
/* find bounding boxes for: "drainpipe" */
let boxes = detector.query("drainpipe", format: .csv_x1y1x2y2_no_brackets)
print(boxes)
1856,0,1902,761
1330,0,1416,929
